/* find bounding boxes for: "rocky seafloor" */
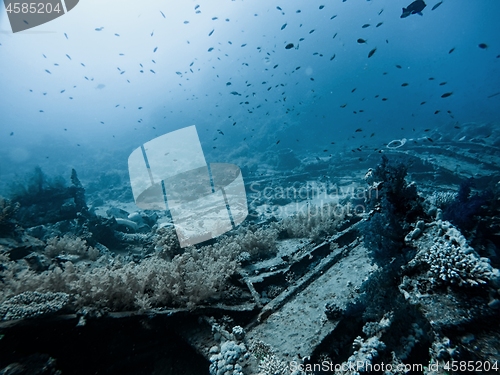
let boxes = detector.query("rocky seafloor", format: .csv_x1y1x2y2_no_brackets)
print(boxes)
0,124,499,375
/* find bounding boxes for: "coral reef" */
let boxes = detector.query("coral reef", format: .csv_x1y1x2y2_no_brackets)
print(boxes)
44,235,100,261
279,202,346,242
0,196,19,235
443,178,491,232
405,220,499,289
9,167,87,227
0,291,69,321
363,156,424,264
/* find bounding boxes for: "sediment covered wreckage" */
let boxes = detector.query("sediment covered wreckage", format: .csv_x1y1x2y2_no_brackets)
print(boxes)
1,133,499,374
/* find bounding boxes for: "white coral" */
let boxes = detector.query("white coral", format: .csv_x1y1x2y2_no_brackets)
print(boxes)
416,241,493,287
209,340,246,375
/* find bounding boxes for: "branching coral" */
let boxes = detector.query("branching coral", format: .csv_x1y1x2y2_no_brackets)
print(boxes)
410,221,498,288
415,241,493,288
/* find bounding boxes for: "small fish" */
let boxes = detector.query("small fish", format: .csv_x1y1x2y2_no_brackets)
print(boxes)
160,11,166,18
150,69,155,74
427,137,434,142
276,140,280,144
331,15,337,20
368,48,377,58
10,132,14,136
115,33,120,37
230,91,241,96
153,47,158,52
378,9,384,15
45,69,51,74
362,24,370,28
357,38,367,44
401,82,409,87
376,22,383,27
439,82,447,86
285,43,294,49
95,27,104,31
441,92,453,98
309,29,315,34
241,43,247,47
209,29,214,36
43,54,47,58
226,82,231,86
217,129,224,135
66,54,71,60
478,43,488,49
395,64,402,69
330,54,336,60
281,23,287,30
60,89,65,93
81,63,85,67
64,33,68,39
319,5,324,9
401,0,427,18
276,6,282,11
448,47,455,54
431,1,443,11
355,128,362,132
208,47,214,52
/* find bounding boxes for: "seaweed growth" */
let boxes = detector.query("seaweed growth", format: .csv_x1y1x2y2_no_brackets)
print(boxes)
363,156,423,265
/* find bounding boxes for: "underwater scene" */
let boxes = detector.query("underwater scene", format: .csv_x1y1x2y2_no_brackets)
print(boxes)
0,0,499,373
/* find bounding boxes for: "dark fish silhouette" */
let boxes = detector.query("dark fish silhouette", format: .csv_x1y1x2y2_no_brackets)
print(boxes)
368,48,377,58
431,1,443,11
285,43,294,49
401,0,426,18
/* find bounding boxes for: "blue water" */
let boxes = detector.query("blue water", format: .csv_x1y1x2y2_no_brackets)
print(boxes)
1,0,499,192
